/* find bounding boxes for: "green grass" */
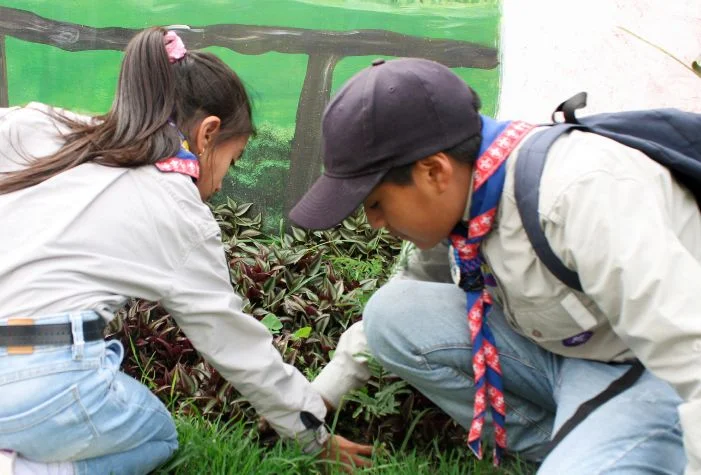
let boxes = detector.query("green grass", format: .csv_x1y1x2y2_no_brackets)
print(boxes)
155,413,535,474
154,415,317,474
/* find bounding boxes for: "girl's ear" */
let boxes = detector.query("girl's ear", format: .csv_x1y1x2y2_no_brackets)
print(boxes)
193,115,221,155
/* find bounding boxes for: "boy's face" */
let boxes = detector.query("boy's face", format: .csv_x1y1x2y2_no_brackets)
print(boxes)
363,153,472,250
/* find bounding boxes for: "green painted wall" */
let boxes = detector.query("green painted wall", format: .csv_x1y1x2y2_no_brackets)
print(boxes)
0,0,501,228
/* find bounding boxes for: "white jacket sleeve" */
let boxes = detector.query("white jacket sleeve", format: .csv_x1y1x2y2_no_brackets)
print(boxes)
312,239,454,407
160,228,326,441
312,241,454,407
547,156,701,473
0,107,18,119
312,321,371,407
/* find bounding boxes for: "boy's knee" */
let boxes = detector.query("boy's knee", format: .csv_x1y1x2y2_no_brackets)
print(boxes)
365,280,405,332
364,279,421,362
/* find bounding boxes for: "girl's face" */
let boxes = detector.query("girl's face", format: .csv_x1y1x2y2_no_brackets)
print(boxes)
196,135,248,201
190,115,248,201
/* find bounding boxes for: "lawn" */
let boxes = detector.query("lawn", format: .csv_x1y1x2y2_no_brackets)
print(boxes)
155,413,535,474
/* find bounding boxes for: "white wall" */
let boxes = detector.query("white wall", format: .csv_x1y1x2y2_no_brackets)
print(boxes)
498,0,701,121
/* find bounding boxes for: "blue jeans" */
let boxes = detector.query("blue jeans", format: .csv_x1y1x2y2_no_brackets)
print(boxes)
0,312,178,475
363,280,686,474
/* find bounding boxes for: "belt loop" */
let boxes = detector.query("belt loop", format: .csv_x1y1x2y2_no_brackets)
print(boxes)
70,312,85,360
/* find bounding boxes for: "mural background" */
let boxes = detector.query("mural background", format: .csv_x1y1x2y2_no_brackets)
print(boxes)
0,0,501,229
3,0,698,230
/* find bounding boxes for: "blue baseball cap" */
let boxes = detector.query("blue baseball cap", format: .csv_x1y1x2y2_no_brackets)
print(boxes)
289,57,481,230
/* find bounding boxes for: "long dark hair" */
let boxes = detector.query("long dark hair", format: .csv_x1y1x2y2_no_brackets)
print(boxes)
0,27,254,195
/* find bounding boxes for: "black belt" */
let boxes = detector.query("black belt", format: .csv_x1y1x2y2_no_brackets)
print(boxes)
0,319,105,347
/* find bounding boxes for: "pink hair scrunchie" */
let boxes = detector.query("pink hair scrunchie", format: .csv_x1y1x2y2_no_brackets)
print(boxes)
164,31,187,63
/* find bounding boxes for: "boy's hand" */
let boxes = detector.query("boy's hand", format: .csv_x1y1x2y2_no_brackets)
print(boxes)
322,397,335,411
258,397,372,472
319,434,373,472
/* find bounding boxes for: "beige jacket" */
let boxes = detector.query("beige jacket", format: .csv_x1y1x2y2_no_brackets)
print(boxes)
314,129,701,473
0,104,326,443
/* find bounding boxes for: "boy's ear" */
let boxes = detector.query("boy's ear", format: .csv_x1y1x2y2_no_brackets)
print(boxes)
412,152,454,193
194,116,222,155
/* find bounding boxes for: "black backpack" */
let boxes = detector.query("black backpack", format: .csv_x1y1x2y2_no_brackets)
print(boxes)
515,92,701,292
512,92,701,451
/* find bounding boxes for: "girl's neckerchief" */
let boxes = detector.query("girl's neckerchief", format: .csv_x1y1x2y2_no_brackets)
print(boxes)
449,116,534,464
155,124,200,180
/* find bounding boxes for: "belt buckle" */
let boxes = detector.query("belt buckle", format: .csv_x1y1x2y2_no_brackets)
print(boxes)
8,318,34,355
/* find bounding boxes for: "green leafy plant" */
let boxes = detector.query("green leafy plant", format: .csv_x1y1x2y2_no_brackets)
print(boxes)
108,199,469,457
215,124,293,230
344,354,412,433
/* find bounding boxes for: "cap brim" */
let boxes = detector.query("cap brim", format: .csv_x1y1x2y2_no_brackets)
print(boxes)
289,170,386,230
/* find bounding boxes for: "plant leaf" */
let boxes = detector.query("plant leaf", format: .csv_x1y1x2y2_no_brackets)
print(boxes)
291,326,312,340
261,313,283,334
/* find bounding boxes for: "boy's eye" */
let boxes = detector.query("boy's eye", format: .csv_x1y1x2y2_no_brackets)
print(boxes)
368,201,379,210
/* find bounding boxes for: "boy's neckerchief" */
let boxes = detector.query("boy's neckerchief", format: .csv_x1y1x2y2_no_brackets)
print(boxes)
155,124,200,179
449,116,534,464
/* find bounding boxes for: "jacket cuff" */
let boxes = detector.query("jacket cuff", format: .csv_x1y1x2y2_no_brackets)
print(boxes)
311,321,371,407
312,358,368,408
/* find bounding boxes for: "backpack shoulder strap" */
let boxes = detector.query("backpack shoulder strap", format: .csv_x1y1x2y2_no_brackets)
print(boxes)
516,92,701,292
514,123,584,292
514,123,646,452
